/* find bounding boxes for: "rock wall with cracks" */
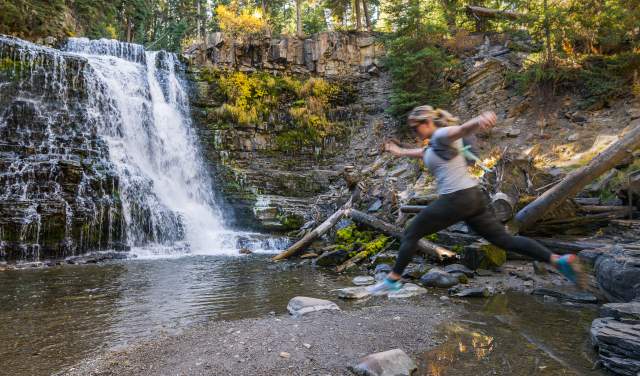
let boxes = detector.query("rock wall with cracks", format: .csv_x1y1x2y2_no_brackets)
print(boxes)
186,31,389,231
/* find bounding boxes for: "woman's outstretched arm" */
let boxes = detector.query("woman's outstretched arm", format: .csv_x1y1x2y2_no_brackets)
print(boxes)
383,140,425,159
445,111,497,142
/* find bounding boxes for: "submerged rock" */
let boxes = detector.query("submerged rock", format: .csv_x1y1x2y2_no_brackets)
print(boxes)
353,276,375,286
336,287,371,299
287,296,340,317
591,317,640,376
532,288,598,304
350,348,417,376
420,269,459,288
388,283,427,299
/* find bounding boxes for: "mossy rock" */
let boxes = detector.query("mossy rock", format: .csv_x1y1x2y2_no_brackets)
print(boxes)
460,243,507,270
314,249,349,267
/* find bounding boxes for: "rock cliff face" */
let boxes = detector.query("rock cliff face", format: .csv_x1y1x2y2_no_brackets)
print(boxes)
187,32,387,231
0,36,126,261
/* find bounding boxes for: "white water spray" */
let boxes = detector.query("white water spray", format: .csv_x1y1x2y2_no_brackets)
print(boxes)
62,38,282,257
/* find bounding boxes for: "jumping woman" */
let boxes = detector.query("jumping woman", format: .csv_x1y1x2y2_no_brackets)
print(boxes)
367,105,585,295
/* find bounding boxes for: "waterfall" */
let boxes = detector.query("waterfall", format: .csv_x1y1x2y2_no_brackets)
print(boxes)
63,38,245,256
0,35,284,260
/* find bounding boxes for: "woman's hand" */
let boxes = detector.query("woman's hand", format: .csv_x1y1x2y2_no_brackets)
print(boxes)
383,140,401,155
476,111,497,131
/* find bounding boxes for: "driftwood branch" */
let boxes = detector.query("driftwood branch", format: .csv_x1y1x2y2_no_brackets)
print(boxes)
514,121,640,231
347,209,456,262
272,189,360,261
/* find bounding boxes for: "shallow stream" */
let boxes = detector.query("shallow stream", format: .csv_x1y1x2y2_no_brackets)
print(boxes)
0,256,603,375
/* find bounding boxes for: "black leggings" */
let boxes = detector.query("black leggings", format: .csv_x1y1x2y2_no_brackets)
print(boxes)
393,186,552,275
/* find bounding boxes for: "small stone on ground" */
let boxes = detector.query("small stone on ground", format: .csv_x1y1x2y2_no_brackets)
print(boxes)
350,348,417,376
287,296,340,317
337,287,371,299
353,276,375,286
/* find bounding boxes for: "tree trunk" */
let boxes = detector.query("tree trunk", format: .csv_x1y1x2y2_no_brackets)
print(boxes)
347,209,456,261
272,189,360,261
296,0,303,38
491,192,517,223
362,0,371,31
262,0,267,16
514,121,640,231
354,0,362,31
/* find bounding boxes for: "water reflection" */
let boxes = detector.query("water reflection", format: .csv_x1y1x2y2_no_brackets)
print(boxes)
0,255,347,376
418,293,603,376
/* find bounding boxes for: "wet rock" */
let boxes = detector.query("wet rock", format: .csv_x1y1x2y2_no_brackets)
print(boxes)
600,302,640,323
238,248,253,255
578,248,608,267
591,317,640,376
374,263,393,274
314,249,349,267
402,263,429,279
350,348,417,376
336,287,370,299
595,245,640,302
532,288,598,304
353,276,375,286
452,287,491,298
420,269,459,288
450,273,469,284
374,272,388,281
388,283,427,299
287,296,340,317
444,263,474,277
371,254,396,266
367,199,383,212
532,261,548,275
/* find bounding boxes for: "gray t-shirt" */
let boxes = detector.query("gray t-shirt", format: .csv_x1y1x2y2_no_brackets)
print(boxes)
423,127,478,195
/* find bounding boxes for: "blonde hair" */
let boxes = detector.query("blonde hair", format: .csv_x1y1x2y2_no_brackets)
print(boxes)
408,105,459,128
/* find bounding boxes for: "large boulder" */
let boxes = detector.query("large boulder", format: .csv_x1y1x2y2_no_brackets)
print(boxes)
591,317,640,375
350,349,417,376
594,245,640,302
601,302,640,323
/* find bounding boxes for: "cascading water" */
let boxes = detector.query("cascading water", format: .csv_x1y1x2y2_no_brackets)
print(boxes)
0,35,288,260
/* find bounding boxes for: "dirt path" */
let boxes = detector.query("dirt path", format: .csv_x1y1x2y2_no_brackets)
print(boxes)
63,297,459,376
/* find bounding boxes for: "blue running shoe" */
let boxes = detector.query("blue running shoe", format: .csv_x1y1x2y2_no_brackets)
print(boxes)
554,254,587,289
366,278,403,296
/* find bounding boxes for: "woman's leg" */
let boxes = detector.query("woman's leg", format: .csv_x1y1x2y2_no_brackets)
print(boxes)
391,197,467,276
464,208,553,262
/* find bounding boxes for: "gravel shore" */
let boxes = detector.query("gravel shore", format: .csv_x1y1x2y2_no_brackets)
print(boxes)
63,296,459,376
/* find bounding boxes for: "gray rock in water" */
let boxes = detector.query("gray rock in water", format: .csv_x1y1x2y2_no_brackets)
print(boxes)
374,263,393,274
452,287,491,298
350,348,417,376
388,283,427,299
374,272,388,282
532,288,598,304
444,263,474,277
287,296,340,317
591,317,640,376
353,276,375,286
600,302,640,323
336,287,371,299
420,269,459,288
595,246,640,302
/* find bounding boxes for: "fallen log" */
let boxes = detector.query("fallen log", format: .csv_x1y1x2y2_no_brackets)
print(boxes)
514,121,640,232
399,205,425,214
347,209,457,261
466,5,522,20
272,189,359,261
335,239,397,273
491,192,517,223
580,205,633,214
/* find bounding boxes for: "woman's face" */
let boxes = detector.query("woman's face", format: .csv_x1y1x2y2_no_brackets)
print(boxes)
411,119,436,141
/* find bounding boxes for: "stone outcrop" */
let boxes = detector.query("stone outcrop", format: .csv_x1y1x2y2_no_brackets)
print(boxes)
194,31,384,78
594,244,640,302
187,32,387,231
0,35,126,261
592,302,640,376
